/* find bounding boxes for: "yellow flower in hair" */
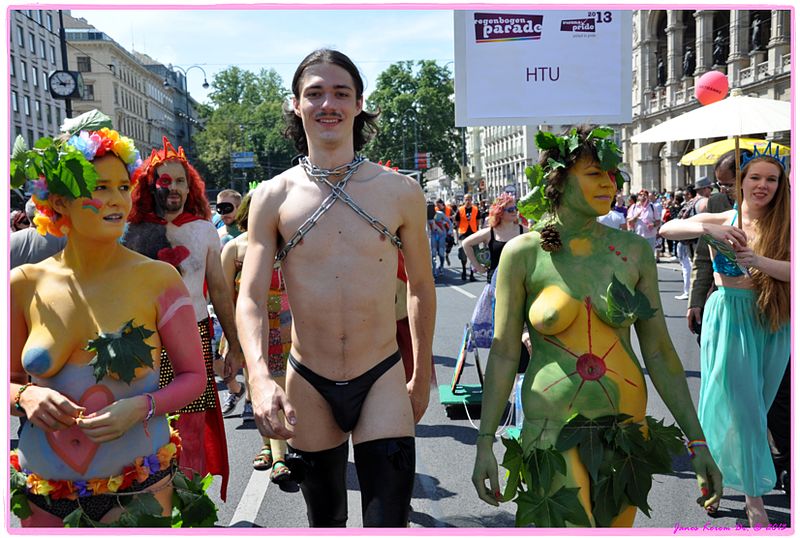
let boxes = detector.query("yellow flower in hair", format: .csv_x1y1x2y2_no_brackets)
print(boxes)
107,474,123,493
98,127,120,142
33,214,50,236
113,137,137,164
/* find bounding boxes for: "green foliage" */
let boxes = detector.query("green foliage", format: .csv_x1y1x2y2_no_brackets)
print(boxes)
194,67,296,189
603,274,658,326
9,466,32,520
60,109,114,137
171,471,218,527
518,166,550,223
500,413,685,527
364,60,461,177
10,137,99,198
85,319,155,384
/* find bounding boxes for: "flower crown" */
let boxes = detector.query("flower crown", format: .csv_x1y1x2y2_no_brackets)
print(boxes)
741,141,787,171
9,109,142,237
518,126,623,222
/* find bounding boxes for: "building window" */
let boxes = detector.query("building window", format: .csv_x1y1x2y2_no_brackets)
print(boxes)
12,91,18,112
49,45,56,64
83,84,95,101
10,55,15,77
24,96,30,116
46,13,53,31
28,129,35,148
35,100,42,120
35,10,42,24
113,83,119,105
21,61,27,82
43,71,48,91
29,32,36,53
77,56,92,72
32,67,39,87
40,39,46,59
46,104,52,123
17,25,24,46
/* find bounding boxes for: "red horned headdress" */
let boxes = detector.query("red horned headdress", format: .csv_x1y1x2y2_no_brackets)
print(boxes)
129,136,211,223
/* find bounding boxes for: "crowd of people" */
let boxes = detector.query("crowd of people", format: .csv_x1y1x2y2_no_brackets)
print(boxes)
8,48,790,529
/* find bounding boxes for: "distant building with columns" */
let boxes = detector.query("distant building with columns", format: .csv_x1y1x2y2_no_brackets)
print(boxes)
623,9,791,193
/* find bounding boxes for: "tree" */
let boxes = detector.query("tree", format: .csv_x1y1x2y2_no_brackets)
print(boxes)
193,67,296,190
365,61,462,179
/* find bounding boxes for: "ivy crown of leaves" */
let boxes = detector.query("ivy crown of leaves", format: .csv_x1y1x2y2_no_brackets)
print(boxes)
518,127,623,223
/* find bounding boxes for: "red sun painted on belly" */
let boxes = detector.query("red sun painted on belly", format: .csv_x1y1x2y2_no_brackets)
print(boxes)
541,297,639,410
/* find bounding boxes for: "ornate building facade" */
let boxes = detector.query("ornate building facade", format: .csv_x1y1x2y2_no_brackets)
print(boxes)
623,9,791,192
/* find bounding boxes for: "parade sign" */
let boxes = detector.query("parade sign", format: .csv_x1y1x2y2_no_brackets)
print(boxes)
454,10,632,126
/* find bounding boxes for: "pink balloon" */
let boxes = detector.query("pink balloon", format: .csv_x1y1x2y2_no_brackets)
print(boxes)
695,71,729,105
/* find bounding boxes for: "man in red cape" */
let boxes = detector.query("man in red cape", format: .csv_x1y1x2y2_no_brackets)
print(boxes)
123,137,235,500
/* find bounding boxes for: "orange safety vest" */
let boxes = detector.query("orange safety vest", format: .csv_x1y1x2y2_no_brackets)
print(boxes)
444,206,452,218
458,205,478,235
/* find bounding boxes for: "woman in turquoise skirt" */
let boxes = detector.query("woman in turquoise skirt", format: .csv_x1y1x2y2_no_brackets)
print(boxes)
660,146,790,527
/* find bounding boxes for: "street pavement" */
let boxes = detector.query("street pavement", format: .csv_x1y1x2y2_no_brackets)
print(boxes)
7,260,790,529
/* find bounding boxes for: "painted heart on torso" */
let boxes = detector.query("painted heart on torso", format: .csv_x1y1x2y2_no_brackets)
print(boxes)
45,384,115,475
157,245,190,268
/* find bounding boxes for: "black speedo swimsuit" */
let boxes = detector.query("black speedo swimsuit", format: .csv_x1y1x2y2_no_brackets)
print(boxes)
288,351,401,433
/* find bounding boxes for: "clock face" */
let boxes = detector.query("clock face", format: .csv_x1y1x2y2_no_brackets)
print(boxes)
49,71,77,97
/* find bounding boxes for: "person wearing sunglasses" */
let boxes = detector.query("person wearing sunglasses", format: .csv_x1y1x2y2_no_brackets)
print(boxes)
216,190,243,247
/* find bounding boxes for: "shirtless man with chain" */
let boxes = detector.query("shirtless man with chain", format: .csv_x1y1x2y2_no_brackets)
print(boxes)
237,49,436,527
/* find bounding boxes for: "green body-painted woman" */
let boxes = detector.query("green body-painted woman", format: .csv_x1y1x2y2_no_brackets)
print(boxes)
471,125,723,527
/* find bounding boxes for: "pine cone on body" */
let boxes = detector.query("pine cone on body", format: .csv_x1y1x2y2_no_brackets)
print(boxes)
539,223,562,253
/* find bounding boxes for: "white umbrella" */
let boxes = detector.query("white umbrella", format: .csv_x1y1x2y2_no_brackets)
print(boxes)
631,90,791,143
631,89,791,228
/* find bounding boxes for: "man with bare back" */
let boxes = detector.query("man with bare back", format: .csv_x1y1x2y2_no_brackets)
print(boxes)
237,49,436,527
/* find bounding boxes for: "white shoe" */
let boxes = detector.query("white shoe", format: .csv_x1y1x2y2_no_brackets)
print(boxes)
674,293,689,300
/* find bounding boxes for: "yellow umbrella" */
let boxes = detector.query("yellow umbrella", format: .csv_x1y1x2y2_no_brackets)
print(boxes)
680,138,791,166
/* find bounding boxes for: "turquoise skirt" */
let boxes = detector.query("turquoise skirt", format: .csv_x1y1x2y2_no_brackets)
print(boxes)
698,287,789,496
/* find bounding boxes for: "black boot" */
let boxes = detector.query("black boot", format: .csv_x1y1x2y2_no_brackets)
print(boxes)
469,270,476,282
461,268,467,281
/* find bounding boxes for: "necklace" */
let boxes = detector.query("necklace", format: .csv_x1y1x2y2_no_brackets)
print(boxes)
300,154,366,181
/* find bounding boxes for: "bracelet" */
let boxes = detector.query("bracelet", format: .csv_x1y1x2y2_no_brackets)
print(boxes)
144,393,156,421
14,383,34,412
686,439,708,458
477,432,496,439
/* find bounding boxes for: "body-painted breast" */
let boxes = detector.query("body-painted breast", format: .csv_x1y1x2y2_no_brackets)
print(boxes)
529,285,581,335
524,294,647,428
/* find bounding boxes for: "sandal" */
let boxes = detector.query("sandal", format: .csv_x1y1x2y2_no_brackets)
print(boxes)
270,460,292,483
252,446,273,471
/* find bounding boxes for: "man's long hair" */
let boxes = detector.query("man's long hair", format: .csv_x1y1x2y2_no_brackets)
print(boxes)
128,157,211,224
283,49,379,155
746,155,790,331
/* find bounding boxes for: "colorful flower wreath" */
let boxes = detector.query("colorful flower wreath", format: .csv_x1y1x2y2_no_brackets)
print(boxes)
9,110,142,237
10,430,180,501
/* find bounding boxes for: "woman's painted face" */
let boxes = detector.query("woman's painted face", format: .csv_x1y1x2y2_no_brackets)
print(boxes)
561,154,617,216
65,154,131,240
742,159,781,209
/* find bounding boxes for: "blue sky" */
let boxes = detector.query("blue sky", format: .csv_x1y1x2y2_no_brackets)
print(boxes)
69,8,456,105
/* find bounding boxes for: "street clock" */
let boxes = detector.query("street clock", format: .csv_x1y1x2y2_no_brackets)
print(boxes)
48,70,85,100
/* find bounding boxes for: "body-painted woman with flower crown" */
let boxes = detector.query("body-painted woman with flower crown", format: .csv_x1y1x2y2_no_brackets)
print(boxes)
660,145,790,527
471,125,723,527
9,111,207,527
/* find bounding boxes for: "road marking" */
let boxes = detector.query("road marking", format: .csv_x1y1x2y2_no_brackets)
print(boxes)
229,469,270,527
443,268,478,299
447,285,476,299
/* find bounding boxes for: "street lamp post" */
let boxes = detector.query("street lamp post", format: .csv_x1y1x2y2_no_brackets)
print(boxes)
163,64,209,157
